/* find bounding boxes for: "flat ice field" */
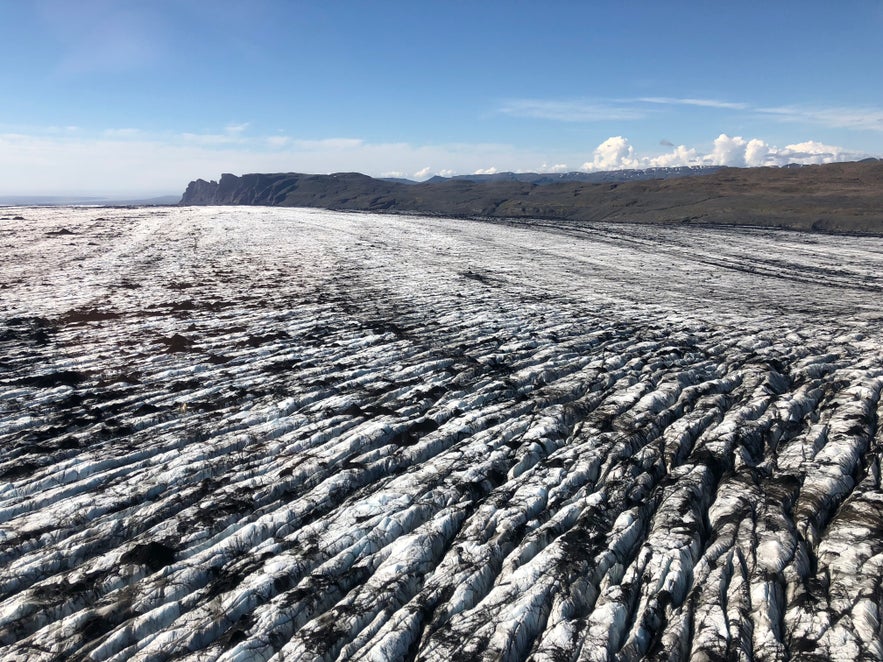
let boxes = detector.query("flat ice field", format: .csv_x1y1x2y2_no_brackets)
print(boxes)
1,206,882,661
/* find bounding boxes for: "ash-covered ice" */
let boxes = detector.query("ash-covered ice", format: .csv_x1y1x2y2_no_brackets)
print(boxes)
1,206,882,660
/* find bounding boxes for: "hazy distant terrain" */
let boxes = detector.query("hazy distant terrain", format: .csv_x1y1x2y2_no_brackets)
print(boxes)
0,195,181,207
1,206,882,660
181,160,883,235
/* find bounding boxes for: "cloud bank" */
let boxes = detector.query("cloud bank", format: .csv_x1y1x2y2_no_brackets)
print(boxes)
580,134,861,171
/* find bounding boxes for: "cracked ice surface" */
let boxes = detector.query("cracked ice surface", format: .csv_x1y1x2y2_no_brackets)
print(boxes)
1,206,882,661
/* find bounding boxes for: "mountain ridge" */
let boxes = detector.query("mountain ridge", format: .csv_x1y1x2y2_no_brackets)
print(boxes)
180,159,883,234
392,164,725,186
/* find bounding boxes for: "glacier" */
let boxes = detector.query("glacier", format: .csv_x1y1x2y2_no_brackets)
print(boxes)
0,205,882,660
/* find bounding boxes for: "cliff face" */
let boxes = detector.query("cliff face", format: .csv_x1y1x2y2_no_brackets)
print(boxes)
215,173,305,205
178,173,299,205
180,178,219,205
179,160,883,234
180,172,404,209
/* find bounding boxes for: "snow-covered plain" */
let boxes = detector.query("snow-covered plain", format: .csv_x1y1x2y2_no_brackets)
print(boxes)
1,205,882,661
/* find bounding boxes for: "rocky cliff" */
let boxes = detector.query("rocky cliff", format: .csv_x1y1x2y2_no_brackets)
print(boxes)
180,178,219,205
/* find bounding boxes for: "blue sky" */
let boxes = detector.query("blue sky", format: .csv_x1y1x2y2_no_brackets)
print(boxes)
1,0,882,196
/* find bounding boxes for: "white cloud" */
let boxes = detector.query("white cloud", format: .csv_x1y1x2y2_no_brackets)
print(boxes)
414,166,432,179
500,99,647,122
779,140,849,162
266,136,291,148
575,133,865,174
744,138,770,167
539,163,569,173
639,97,749,110
700,134,856,168
709,134,748,167
581,136,640,171
647,144,701,168
474,167,498,175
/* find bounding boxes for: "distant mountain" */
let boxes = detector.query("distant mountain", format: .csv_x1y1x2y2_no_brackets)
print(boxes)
384,166,723,187
379,177,420,185
443,165,725,185
180,160,883,234
111,195,181,206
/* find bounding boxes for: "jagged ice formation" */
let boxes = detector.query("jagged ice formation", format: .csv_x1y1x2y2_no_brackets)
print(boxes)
1,206,882,660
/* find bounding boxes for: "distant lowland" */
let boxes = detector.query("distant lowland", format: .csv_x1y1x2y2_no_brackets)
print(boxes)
181,159,883,234
0,194,181,206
